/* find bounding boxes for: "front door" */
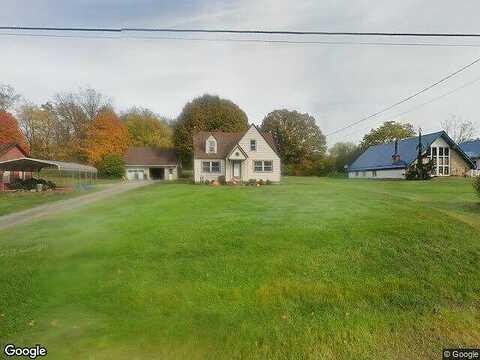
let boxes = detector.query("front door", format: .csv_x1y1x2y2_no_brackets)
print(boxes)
233,161,241,178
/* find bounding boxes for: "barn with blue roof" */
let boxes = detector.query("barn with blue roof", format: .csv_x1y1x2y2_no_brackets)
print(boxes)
348,131,475,179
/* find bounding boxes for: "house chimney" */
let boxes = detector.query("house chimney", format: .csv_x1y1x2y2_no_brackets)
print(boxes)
392,139,400,163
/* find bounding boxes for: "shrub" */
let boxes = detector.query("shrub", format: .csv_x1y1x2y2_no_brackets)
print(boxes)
9,178,56,191
218,175,226,185
205,180,211,185
97,154,124,178
258,179,265,186
248,179,256,186
474,176,480,198
266,180,273,185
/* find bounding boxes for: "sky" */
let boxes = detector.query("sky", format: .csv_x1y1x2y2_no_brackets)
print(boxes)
1,0,480,146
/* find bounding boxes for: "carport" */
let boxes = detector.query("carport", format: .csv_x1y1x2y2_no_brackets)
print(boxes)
0,157,97,188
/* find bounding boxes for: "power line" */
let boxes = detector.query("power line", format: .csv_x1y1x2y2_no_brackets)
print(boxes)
329,76,480,142
325,55,480,137
2,26,480,37
3,31,480,47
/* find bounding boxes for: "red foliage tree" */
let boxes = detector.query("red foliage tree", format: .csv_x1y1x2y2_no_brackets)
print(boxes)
0,111,30,154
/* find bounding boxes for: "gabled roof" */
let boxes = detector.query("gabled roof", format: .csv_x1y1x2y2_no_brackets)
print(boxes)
193,125,279,159
348,131,475,171
0,143,28,158
227,143,248,159
459,139,480,159
123,147,179,166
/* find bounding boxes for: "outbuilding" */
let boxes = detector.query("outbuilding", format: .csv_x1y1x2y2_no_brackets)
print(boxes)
123,147,181,181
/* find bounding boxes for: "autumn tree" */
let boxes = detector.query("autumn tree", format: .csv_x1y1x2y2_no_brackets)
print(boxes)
17,102,60,159
53,87,112,160
261,109,326,165
85,109,131,166
0,111,30,153
360,121,415,149
441,115,476,144
174,94,249,163
121,107,173,148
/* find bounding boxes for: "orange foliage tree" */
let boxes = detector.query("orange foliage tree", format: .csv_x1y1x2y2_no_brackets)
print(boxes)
85,109,131,165
0,111,30,154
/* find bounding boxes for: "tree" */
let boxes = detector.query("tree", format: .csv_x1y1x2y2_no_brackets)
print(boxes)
405,131,434,180
174,94,249,163
121,107,173,148
53,87,112,160
17,102,59,159
441,115,476,144
97,154,124,178
0,84,21,112
0,111,30,153
328,142,361,173
261,109,326,165
474,176,480,198
361,121,415,149
84,109,131,165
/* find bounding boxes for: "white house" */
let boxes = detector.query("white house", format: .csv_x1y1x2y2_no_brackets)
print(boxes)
193,125,281,183
123,147,181,180
348,131,475,179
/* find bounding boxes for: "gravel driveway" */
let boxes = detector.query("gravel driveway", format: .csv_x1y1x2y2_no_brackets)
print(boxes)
0,181,153,231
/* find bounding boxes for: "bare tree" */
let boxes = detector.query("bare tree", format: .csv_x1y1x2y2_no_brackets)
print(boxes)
0,84,21,112
441,115,476,144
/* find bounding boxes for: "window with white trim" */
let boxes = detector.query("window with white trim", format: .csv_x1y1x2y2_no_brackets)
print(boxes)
253,160,273,172
428,146,450,176
207,140,216,153
202,161,220,173
250,139,257,151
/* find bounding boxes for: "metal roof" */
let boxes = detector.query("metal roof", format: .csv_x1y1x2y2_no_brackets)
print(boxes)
0,157,97,172
348,131,475,172
459,139,480,159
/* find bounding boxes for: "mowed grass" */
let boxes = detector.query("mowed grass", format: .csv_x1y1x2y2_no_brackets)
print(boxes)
0,177,479,359
0,181,119,216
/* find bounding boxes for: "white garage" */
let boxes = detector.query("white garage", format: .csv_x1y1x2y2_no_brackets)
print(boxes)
123,147,181,181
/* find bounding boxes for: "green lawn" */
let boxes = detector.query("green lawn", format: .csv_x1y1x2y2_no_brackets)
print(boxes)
0,182,117,216
1,177,479,359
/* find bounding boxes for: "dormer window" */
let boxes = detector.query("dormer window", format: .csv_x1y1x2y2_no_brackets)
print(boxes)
250,139,256,151
206,138,216,154
208,141,215,153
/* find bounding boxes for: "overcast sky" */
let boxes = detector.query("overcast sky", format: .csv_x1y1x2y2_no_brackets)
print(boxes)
2,0,480,145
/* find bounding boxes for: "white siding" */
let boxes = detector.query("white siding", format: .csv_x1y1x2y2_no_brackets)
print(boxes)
193,159,225,182
348,169,405,179
237,126,281,182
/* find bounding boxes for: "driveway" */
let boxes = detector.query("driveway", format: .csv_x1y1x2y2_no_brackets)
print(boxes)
0,181,153,231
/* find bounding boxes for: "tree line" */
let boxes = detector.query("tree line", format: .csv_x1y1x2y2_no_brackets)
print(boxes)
1,84,476,177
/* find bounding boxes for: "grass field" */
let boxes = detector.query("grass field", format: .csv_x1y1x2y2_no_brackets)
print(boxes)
0,177,479,359
0,180,121,216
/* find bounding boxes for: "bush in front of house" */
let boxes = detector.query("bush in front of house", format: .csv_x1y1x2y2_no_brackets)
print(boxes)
474,176,480,198
218,176,226,185
9,178,56,191
97,154,124,178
